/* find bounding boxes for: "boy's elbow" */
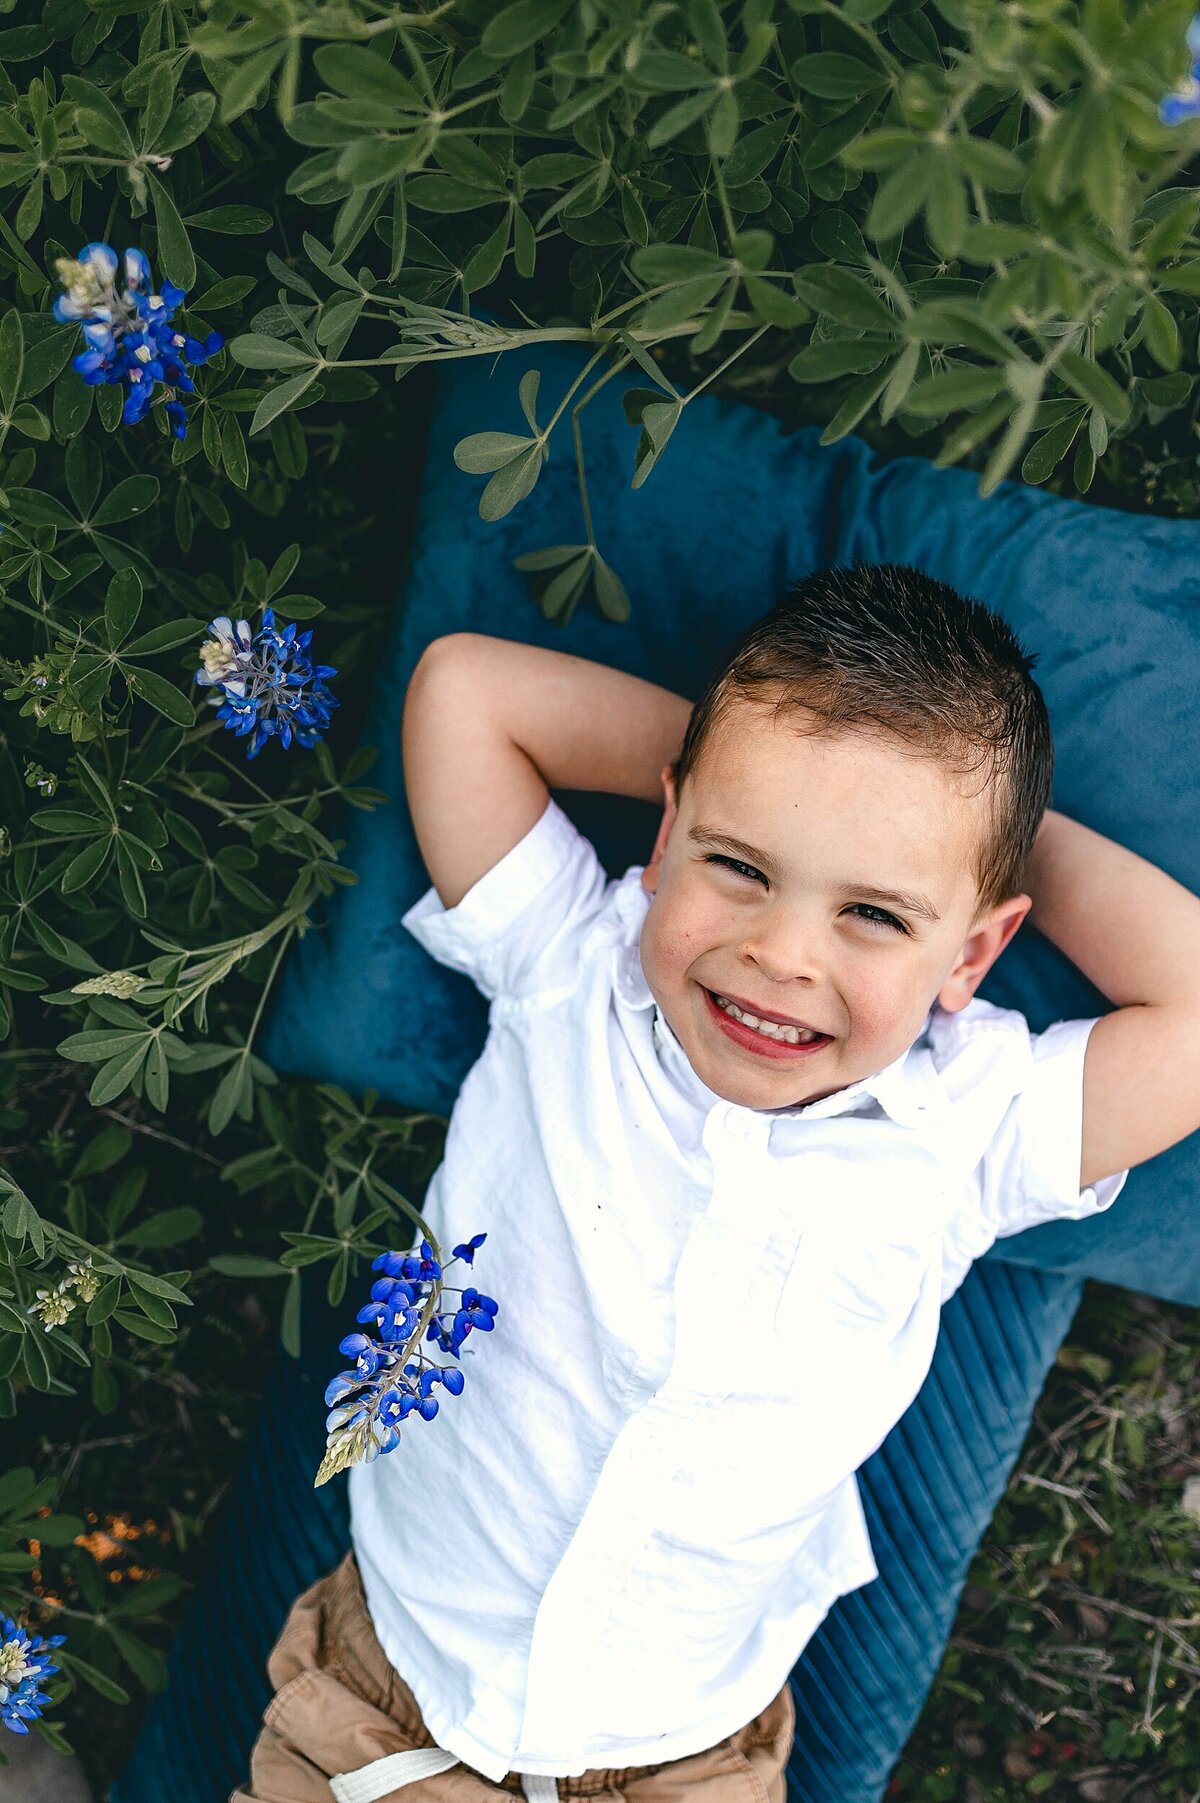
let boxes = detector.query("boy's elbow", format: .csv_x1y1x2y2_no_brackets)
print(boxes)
406,633,489,713
411,631,479,683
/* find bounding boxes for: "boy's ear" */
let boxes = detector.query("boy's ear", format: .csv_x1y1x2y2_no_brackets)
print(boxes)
937,893,1033,1013
641,765,679,895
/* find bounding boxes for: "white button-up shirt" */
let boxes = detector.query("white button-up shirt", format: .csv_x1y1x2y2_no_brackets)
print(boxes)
349,800,1128,1781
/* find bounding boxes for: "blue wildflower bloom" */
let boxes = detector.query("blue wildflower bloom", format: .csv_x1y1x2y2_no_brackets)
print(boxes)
452,1232,487,1265
0,1616,65,1735
315,1230,498,1487
1159,15,1200,122
53,242,222,438
194,606,339,759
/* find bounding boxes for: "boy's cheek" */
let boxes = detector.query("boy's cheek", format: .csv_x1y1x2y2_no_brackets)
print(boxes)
641,895,714,991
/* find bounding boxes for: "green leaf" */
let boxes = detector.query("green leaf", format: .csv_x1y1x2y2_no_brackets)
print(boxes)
19,325,78,401
155,92,217,155
789,338,890,382
790,53,888,99
518,369,541,434
1139,371,1192,407
6,488,77,529
125,1273,176,1328
108,1624,168,1692
1158,259,1200,295
637,274,728,330
902,302,1012,360
481,0,574,56
124,1206,202,1247
879,341,920,423
124,618,210,657
902,365,1007,415
818,364,893,444
113,1308,174,1344
190,276,257,312
1057,350,1130,425
208,1055,249,1136
479,446,543,520
0,308,23,411
0,24,52,59
313,45,423,109
212,44,283,125
209,1254,288,1277
58,1029,143,1064
127,667,197,728
221,414,249,490
791,266,894,333
593,558,632,623
537,552,591,620
89,1040,150,1107
1021,409,1084,484
644,89,715,150
453,431,536,475
338,136,421,187
865,157,928,241
93,476,159,528
61,1652,130,1705
513,543,585,572
1140,292,1180,372
230,334,316,371
630,244,725,284
61,837,113,895
147,171,195,290
249,368,321,435
925,155,966,259
184,206,273,235
105,569,143,649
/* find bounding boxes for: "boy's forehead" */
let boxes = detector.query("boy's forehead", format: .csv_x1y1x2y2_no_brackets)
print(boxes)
688,701,987,888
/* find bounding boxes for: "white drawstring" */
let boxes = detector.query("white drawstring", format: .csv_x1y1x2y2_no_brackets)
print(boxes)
329,1747,559,1802
330,1747,459,1801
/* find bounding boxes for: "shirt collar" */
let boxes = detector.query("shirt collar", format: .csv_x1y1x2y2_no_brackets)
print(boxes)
612,877,941,1131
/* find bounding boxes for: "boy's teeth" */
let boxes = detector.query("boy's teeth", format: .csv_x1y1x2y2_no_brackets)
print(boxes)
713,993,822,1045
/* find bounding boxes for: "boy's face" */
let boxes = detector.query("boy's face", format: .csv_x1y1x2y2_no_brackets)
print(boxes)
639,696,1032,1112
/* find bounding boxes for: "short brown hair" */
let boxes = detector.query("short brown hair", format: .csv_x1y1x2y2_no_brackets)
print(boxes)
668,563,1053,917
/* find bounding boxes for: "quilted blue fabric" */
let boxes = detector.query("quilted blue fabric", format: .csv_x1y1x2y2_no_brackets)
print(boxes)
114,343,1198,1803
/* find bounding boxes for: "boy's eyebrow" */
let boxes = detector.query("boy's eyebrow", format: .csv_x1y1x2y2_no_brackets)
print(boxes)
686,826,943,923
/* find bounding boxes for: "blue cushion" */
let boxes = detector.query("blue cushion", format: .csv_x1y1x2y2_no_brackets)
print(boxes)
261,342,1198,1305
114,345,1199,1803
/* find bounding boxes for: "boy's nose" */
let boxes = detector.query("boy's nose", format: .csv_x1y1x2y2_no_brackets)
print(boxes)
739,922,825,986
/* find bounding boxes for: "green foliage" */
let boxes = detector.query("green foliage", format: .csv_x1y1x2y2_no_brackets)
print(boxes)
2,0,1200,1788
189,0,1200,618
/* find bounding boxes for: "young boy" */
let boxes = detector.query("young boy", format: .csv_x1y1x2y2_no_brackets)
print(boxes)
235,563,1200,1803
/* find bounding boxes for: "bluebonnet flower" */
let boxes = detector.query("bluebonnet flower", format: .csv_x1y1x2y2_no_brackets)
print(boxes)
54,243,222,438
1159,16,1200,122
194,607,339,759
315,1232,498,1487
0,1616,65,1735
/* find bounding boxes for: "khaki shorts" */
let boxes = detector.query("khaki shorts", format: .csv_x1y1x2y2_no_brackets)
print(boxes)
232,1551,796,1802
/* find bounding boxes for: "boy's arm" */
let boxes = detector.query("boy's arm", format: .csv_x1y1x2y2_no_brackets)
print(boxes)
401,632,692,909
1022,809,1200,1188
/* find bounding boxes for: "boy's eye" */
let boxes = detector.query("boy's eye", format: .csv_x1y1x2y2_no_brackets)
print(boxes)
706,857,908,935
706,853,766,884
848,903,908,935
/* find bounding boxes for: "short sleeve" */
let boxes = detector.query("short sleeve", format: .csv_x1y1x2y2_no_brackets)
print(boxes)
936,1008,1131,1303
400,797,610,1003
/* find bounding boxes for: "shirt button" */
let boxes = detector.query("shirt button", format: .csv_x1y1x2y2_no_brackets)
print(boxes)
725,1110,754,1141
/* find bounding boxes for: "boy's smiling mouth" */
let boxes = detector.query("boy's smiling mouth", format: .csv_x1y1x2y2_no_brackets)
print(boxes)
701,986,833,1059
